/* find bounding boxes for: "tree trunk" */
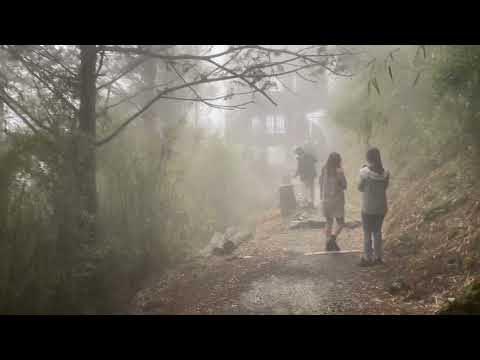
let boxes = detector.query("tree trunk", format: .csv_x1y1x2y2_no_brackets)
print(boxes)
50,45,99,314
77,45,98,244
140,46,179,137
140,54,159,135
0,91,4,140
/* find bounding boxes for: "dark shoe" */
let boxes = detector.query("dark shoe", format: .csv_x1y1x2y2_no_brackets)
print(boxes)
358,258,373,267
325,236,341,252
325,238,335,251
331,235,340,251
372,258,385,266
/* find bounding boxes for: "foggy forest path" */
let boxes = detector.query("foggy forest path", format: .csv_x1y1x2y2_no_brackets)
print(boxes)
132,208,436,315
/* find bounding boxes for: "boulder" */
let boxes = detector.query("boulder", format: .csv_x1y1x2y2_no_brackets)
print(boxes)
230,231,254,246
225,227,238,240
212,240,236,256
201,228,253,257
200,232,225,257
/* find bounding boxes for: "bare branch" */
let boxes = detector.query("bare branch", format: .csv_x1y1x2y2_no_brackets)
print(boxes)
95,45,349,146
28,75,59,128
102,45,252,61
208,59,277,106
16,54,79,114
204,49,245,79
96,46,106,77
161,96,254,110
34,47,78,78
169,61,227,110
251,45,354,77
296,71,318,83
275,76,298,95
27,49,77,83
0,89,42,134
96,78,178,116
243,62,320,80
96,56,149,91
96,73,245,146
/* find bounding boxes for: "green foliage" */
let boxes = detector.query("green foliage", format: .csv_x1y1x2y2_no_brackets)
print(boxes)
330,45,480,183
0,115,274,313
95,121,273,311
176,132,272,235
431,46,480,149
0,134,59,313
439,279,480,314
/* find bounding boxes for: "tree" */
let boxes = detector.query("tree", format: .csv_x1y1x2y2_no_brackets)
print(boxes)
0,44,356,312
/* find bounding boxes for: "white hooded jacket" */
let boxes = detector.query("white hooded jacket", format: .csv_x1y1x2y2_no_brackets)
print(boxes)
358,165,390,215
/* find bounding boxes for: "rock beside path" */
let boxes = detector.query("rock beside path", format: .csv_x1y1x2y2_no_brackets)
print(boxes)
201,227,254,257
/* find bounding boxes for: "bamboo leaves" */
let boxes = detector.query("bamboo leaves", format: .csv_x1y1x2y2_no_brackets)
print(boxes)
415,45,427,60
413,71,422,88
372,78,381,95
367,78,381,96
421,45,427,59
388,65,394,83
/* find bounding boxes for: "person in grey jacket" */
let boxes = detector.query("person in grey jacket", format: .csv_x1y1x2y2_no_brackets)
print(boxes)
358,147,390,266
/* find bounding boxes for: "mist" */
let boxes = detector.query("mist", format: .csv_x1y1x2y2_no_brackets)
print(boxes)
1,45,480,315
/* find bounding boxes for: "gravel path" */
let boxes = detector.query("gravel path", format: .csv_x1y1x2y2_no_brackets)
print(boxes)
131,209,435,315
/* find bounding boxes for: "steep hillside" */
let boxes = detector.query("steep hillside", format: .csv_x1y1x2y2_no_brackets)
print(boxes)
383,156,480,311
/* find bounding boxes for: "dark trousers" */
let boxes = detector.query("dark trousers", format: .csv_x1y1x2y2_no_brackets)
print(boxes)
361,213,385,261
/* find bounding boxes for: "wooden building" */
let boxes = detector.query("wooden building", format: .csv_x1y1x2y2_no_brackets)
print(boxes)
225,70,329,166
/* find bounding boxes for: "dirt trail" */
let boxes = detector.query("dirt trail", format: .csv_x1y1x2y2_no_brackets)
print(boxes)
132,209,438,315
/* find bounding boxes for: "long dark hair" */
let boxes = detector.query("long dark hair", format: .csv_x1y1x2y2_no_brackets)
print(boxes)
366,147,384,174
324,152,342,176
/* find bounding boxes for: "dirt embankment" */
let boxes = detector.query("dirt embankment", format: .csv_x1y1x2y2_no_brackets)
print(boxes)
382,156,480,311
130,157,480,315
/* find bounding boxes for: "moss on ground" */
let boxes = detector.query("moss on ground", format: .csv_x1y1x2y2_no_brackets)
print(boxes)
439,280,480,315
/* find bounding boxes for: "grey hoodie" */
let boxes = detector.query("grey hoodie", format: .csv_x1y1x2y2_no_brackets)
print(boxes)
358,165,390,215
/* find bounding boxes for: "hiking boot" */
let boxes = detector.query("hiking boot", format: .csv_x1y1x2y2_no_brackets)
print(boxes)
372,258,385,266
330,235,340,251
325,236,340,251
358,258,373,267
325,238,335,251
